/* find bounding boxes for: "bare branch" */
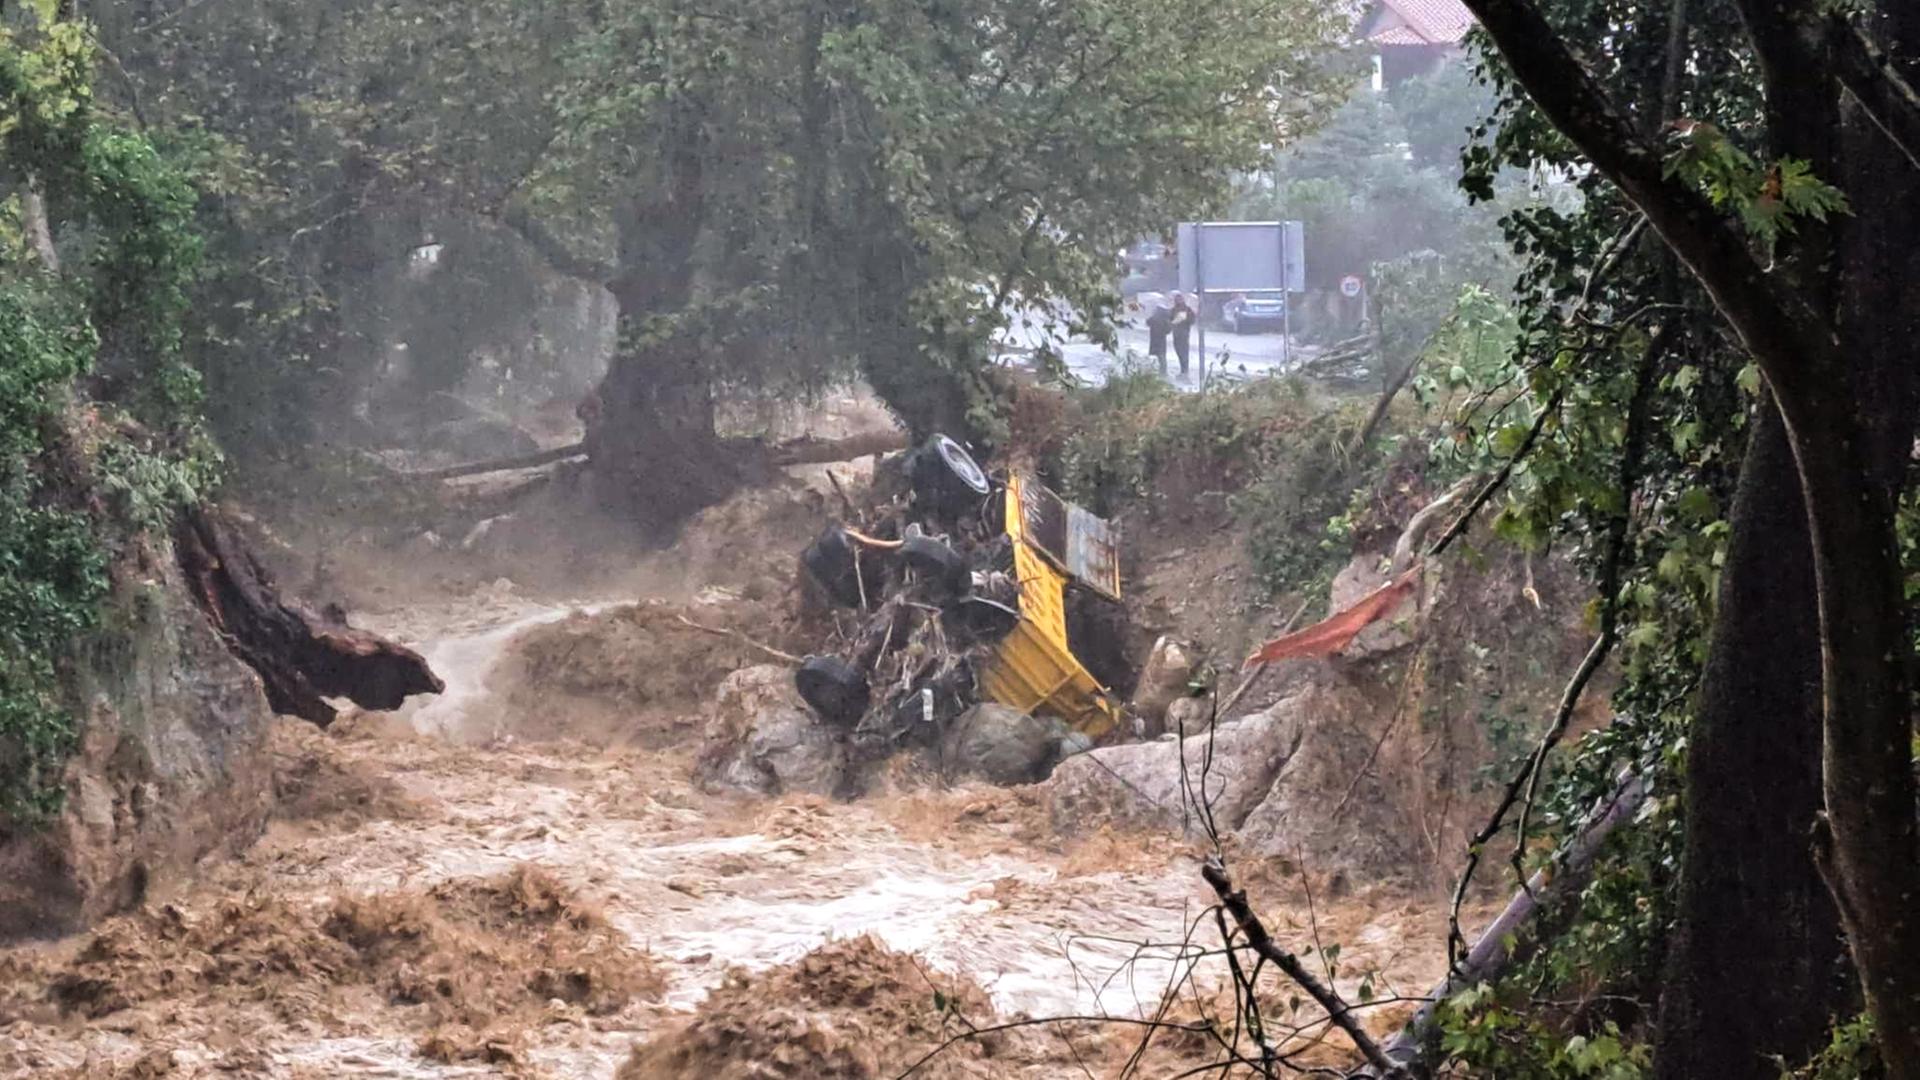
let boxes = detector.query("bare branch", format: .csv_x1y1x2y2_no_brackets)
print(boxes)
1201,855,1401,1077
493,203,615,285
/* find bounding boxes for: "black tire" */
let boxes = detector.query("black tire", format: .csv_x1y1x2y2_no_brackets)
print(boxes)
911,434,990,518
801,526,865,608
795,656,870,726
900,534,971,598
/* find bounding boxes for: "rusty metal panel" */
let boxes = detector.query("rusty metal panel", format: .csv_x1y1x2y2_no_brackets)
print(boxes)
1008,474,1122,600
1064,504,1122,600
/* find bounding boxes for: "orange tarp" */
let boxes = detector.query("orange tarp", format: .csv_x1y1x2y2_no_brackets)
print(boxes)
1244,569,1421,668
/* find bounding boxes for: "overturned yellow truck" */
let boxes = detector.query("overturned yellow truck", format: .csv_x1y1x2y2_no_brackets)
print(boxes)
979,473,1125,739
795,439,1127,743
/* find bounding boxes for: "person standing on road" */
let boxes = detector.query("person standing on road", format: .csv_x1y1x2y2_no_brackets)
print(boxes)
1146,297,1172,374
1171,292,1196,379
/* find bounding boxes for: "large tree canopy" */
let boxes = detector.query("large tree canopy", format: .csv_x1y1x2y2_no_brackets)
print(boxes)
96,0,1350,527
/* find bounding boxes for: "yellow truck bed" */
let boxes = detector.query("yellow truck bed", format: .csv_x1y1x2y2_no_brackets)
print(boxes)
979,476,1123,739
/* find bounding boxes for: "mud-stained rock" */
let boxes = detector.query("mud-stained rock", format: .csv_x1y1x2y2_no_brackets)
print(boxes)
1234,707,1416,874
1047,688,1319,838
1130,636,1197,738
1047,674,1428,882
939,703,1063,785
698,665,847,797
0,546,274,941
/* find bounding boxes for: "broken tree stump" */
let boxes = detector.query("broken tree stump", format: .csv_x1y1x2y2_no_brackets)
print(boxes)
175,506,444,726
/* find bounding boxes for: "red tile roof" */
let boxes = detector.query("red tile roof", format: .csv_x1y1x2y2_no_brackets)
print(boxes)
1359,0,1475,46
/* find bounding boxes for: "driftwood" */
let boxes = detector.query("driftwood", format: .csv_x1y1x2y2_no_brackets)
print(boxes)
176,507,443,726
671,614,804,665
1371,770,1651,1075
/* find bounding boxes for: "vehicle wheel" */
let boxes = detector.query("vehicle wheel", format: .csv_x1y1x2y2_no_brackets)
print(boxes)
901,535,971,598
911,434,991,518
801,526,865,608
795,656,870,726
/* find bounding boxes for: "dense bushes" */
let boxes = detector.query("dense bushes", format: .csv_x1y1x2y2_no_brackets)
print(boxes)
0,12,212,819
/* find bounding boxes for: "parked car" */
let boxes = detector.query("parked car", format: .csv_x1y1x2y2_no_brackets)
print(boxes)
1124,239,1170,268
1222,293,1288,334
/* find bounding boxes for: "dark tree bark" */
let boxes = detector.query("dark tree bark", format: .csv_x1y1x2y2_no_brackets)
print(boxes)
1655,403,1848,1079
587,114,761,533
1456,0,1920,1067
175,508,443,726
1654,12,1852,1073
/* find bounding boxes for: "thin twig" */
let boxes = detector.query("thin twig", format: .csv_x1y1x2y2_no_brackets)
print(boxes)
670,614,803,665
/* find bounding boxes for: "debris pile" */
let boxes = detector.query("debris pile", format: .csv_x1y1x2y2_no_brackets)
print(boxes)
0,865,663,1066
719,434,1142,794
617,935,996,1080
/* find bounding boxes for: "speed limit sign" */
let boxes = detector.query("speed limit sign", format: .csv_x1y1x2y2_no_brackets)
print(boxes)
1340,275,1363,298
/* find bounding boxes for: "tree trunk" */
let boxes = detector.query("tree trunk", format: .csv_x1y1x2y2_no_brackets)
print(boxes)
587,115,760,532
1457,0,1920,1064
1815,5,1920,1060
1655,402,1847,1079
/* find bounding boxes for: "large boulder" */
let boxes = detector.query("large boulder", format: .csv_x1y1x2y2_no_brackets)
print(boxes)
1129,636,1196,739
1047,691,1312,838
698,665,846,798
1045,676,1425,881
0,547,275,939
939,704,1063,786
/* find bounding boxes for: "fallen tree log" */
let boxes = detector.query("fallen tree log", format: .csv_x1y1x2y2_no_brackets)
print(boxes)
770,430,908,466
411,440,587,480
1369,770,1650,1076
176,507,444,726
396,429,904,485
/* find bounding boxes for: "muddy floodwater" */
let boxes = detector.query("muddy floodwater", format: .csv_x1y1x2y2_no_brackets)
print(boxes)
0,594,1462,1079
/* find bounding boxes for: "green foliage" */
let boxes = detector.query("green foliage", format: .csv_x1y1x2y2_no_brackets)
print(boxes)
99,0,1351,455
1439,984,1651,1080
1230,64,1541,344
1662,122,1850,255
0,8,212,820
1790,1015,1884,1080
1410,0,1786,1071
1054,374,1373,605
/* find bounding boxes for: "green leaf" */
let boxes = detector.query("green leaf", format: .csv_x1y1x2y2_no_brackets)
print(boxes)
1675,487,1716,523
1491,423,1531,458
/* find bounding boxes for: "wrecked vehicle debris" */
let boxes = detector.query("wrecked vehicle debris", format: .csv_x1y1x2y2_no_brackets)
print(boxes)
791,435,1132,783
